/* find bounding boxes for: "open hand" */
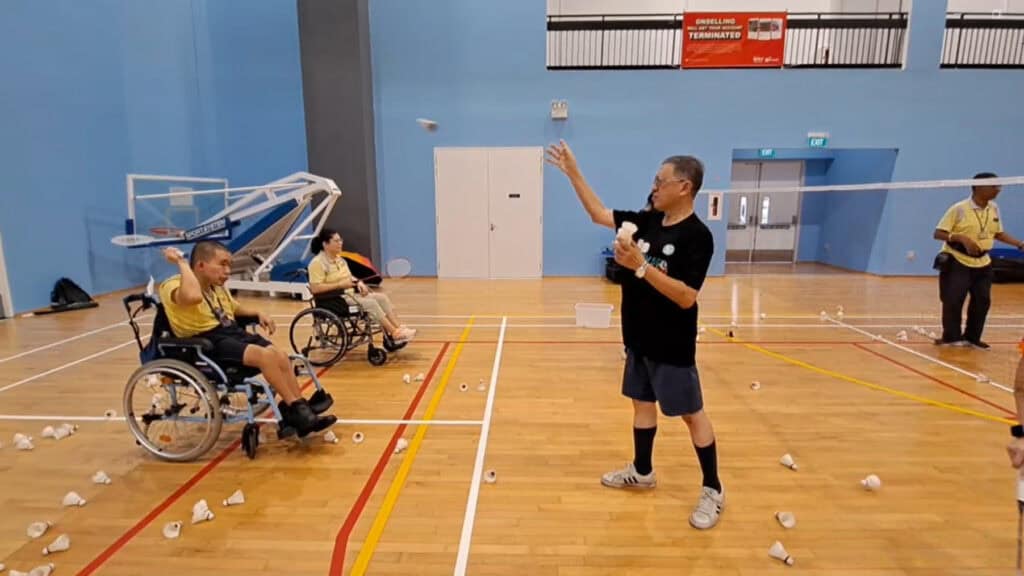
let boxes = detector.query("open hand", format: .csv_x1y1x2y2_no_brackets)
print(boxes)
258,312,276,335
613,238,646,271
544,140,579,176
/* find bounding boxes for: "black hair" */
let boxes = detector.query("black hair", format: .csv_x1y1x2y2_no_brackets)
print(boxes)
972,172,999,192
190,240,230,267
311,228,340,255
663,155,705,194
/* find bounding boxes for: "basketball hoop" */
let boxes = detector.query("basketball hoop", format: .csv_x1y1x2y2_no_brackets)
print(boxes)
149,227,185,238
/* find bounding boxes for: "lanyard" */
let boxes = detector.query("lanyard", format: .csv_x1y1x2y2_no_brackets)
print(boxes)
972,206,990,235
201,288,234,328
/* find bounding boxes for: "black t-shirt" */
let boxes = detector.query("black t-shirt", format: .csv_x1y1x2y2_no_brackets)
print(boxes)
612,208,714,366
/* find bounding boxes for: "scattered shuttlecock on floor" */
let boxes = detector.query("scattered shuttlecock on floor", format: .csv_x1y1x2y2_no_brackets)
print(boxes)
779,453,798,471
861,474,882,491
14,433,32,444
16,436,34,451
896,330,908,341
484,470,497,484
59,423,77,435
836,311,844,319
836,305,844,313
52,426,71,441
103,409,116,419
699,326,707,333
26,521,53,539
41,533,69,555
352,432,364,444
730,320,738,328
402,373,411,384
162,521,182,539
695,334,701,342
976,373,990,383
414,373,425,382
41,426,56,439
913,325,923,334
323,430,339,444
819,310,827,321
223,489,245,507
394,438,409,454
9,570,26,576
750,381,761,390
477,379,487,392
28,563,55,576
191,499,214,524
768,540,794,565
775,511,796,529
459,383,468,392
62,491,86,507
928,331,938,339
92,470,111,485
760,312,767,320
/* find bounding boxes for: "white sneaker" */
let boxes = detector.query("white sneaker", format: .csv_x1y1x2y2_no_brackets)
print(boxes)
600,462,656,489
689,486,724,530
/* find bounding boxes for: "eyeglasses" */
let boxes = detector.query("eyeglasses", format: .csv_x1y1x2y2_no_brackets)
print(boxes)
653,177,688,188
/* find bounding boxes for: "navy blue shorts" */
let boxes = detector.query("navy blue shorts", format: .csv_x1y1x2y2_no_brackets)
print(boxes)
622,348,704,416
198,324,271,366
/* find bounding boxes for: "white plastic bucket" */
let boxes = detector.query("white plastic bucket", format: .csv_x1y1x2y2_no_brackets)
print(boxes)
575,303,614,329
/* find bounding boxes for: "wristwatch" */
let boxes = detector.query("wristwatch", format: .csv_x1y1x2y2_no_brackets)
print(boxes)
635,261,649,279
1012,424,1024,438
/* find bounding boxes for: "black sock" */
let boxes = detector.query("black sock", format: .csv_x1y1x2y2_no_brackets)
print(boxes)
632,426,657,475
694,441,721,492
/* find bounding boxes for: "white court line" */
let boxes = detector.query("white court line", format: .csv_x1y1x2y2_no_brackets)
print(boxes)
0,414,483,427
454,315,508,575
0,338,143,394
0,317,143,364
0,414,127,422
826,315,1013,394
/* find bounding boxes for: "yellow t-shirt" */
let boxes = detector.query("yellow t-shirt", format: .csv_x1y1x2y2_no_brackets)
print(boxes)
158,275,239,337
936,198,1004,268
308,253,354,292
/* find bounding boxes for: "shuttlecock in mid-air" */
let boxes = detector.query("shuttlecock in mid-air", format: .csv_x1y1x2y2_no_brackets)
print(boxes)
416,117,438,131
768,540,794,565
41,533,70,555
62,491,86,507
861,474,882,491
775,511,796,529
223,489,245,507
779,453,798,471
26,520,53,539
191,499,214,524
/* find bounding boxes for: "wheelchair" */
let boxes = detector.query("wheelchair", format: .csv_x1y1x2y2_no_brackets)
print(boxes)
122,292,334,462
288,287,406,368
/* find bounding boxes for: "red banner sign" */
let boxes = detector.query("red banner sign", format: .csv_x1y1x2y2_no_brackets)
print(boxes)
682,12,786,69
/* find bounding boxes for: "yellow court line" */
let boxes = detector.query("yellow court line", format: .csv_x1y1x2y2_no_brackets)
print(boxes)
350,317,476,575
704,325,1014,425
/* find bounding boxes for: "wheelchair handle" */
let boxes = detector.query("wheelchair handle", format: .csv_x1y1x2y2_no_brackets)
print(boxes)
123,293,155,313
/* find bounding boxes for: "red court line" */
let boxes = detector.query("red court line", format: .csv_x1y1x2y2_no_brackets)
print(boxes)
76,367,332,576
328,342,450,576
853,343,1016,418
416,339,872,346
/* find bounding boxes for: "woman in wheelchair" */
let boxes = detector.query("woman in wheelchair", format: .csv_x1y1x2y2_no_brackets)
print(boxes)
160,242,336,437
308,228,416,345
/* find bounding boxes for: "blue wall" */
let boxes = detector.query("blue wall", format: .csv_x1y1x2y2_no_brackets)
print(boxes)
369,0,1024,278
0,0,307,313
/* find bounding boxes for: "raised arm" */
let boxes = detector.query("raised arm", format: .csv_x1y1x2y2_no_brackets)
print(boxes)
162,248,202,305
545,140,614,229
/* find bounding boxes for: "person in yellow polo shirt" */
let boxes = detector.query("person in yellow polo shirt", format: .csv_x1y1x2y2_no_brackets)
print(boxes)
307,228,416,345
933,173,1024,349
159,241,336,438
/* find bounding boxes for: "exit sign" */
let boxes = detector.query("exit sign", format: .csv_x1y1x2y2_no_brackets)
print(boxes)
758,148,776,159
807,132,830,148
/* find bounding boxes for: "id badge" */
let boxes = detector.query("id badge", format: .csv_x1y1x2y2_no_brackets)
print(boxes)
978,232,990,240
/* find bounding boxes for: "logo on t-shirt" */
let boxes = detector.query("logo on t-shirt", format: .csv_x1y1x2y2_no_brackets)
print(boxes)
662,244,675,256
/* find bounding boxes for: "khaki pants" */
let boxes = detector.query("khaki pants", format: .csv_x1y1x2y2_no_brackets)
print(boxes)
352,292,394,326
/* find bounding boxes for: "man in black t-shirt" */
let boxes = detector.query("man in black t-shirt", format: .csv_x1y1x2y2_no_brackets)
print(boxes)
546,140,722,530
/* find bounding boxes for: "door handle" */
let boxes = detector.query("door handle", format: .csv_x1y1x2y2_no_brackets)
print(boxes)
490,223,495,231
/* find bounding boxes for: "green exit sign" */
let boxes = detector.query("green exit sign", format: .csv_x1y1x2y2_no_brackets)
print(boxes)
758,148,776,159
807,132,830,148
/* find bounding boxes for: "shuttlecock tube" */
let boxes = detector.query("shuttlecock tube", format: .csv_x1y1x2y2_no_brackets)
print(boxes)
768,540,794,565
42,533,69,555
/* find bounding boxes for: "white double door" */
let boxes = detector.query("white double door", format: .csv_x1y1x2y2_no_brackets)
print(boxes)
726,161,804,263
434,147,543,279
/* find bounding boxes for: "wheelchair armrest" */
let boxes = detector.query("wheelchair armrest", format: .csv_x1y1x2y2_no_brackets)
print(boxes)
236,315,260,329
313,287,350,300
157,338,214,354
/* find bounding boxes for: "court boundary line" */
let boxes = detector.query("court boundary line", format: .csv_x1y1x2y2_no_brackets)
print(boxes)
826,315,1013,394
0,338,144,394
0,317,144,364
75,367,333,576
0,414,482,426
454,316,507,575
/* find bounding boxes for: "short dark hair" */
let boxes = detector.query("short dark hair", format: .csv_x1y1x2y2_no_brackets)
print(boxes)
190,240,230,267
311,228,340,255
972,171,999,192
663,155,704,194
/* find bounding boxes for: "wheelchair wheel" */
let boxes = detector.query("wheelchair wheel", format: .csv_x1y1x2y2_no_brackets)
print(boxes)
123,359,223,462
241,423,260,459
289,307,348,367
367,345,388,366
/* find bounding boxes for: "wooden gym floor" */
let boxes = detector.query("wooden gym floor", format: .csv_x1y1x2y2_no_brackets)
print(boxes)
0,272,1022,575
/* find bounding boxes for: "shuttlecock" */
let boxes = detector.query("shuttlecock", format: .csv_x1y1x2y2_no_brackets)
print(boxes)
768,540,794,565
928,331,937,339
41,533,69,555
760,312,767,319
41,426,56,439
819,310,827,320
29,563,55,576
191,499,214,524
459,383,468,392
913,325,923,334
750,381,761,390
352,432,364,444
484,469,497,484
976,373,990,383
9,570,26,576
103,409,116,419
323,430,339,444
394,438,409,454
14,432,32,444
402,373,411,384
222,489,245,507
59,422,78,435
836,305,844,313
861,474,881,491
52,426,70,441
16,436,34,450
162,521,182,539
414,373,425,382
92,470,111,485
775,511,796,529
62,491,86,507
616,221,638,243
477,379,487,392
699,326,707,333
896,330,908,341
836,311,844,319
779,453,798,471
26,521,53,539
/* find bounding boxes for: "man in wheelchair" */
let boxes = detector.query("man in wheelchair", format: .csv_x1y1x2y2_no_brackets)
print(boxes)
160,241,336,437
307,228,416,345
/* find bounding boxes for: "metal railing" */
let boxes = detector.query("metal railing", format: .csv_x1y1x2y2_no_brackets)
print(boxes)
942,12,1024,68
546,12,908,70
